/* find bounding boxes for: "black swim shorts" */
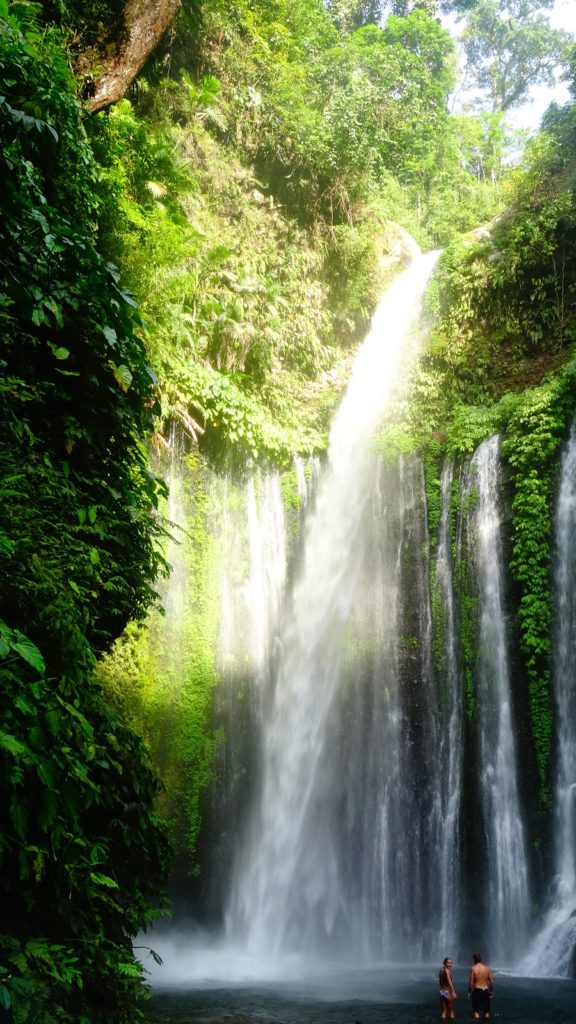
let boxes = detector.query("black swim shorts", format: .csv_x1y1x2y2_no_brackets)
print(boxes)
471,987,491,1015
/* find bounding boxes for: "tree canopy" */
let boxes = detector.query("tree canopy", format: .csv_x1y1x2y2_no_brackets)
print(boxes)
461,0,571,112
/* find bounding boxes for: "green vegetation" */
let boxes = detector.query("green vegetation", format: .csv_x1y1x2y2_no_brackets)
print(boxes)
74,0,514,467
398,90,576,801
461,0,571,114
0,6,169,1020
97,452,223,866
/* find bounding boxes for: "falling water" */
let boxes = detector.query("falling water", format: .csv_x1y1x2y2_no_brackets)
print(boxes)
468,436,530,963
518,420,576,977
225,252,440,963
217,471,287,682
337,454,452,961
433,460,463,953
202,469,289,914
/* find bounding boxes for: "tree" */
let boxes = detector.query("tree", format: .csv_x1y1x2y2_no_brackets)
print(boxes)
461,0,571,113
0,7,170,1018
326,0,383,32
41,0,183,112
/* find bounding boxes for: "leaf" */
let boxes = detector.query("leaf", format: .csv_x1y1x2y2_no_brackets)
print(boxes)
102,326,117,346
116,961,143,978
11,797,28,840
145,181,167,199
37,761,55,787
32,850,45,883
0,732,27,756
112,363,133,392
89,872,119,889
45,710,60,736
14,694,34,715
11,632,45,675
38,790,57,831
0,986,11,1012
51,346,70,360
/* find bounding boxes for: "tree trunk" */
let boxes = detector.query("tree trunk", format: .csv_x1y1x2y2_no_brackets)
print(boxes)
79,0,182,113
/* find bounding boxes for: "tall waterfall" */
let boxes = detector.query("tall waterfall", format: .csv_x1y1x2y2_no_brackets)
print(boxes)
145,264,557,980
434,460,463,953
519,420,576,977
466,436,530,963
225,252,440,962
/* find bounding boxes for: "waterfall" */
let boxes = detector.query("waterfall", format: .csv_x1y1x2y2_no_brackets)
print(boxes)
466,436,530,963
225,252,440,963
518,420,576,977
434,460,463,953
202,469,289,914
145,267,562,982
341,454,456,961
218,471,287,682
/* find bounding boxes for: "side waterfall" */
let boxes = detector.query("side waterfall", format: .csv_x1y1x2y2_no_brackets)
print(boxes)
225,252,440,962
466,436,530,963
203,470,289,913
519,420,576,976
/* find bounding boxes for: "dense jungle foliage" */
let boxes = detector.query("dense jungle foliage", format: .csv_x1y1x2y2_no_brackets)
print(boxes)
398,84,576,801
0,0,575,1018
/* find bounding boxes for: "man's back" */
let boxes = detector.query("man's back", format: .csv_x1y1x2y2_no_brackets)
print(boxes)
471,961,492,989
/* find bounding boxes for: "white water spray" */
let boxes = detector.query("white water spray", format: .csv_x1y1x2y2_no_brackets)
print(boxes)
218,472,287,682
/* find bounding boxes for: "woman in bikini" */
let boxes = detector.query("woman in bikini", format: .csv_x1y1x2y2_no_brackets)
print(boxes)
439,956,457,1020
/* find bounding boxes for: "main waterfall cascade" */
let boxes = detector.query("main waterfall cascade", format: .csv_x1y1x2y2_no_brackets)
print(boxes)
148,258,576,978
225,252,442,961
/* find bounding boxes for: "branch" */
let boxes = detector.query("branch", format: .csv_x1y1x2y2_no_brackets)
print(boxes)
79,0,182,114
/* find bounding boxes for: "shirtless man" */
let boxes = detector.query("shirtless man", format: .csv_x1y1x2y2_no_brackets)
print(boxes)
467,953,494,1020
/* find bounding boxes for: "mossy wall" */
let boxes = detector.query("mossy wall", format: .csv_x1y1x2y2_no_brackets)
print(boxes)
97,444,222,879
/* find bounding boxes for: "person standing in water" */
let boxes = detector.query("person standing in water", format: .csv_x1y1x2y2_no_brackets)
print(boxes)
439,956,457,1020
467,953,494,1019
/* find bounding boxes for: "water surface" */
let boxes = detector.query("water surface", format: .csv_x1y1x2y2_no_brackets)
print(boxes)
144,964,576,1024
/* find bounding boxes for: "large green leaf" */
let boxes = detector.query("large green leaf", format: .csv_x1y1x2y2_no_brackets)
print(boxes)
12,631,45,675
0,732,27,756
